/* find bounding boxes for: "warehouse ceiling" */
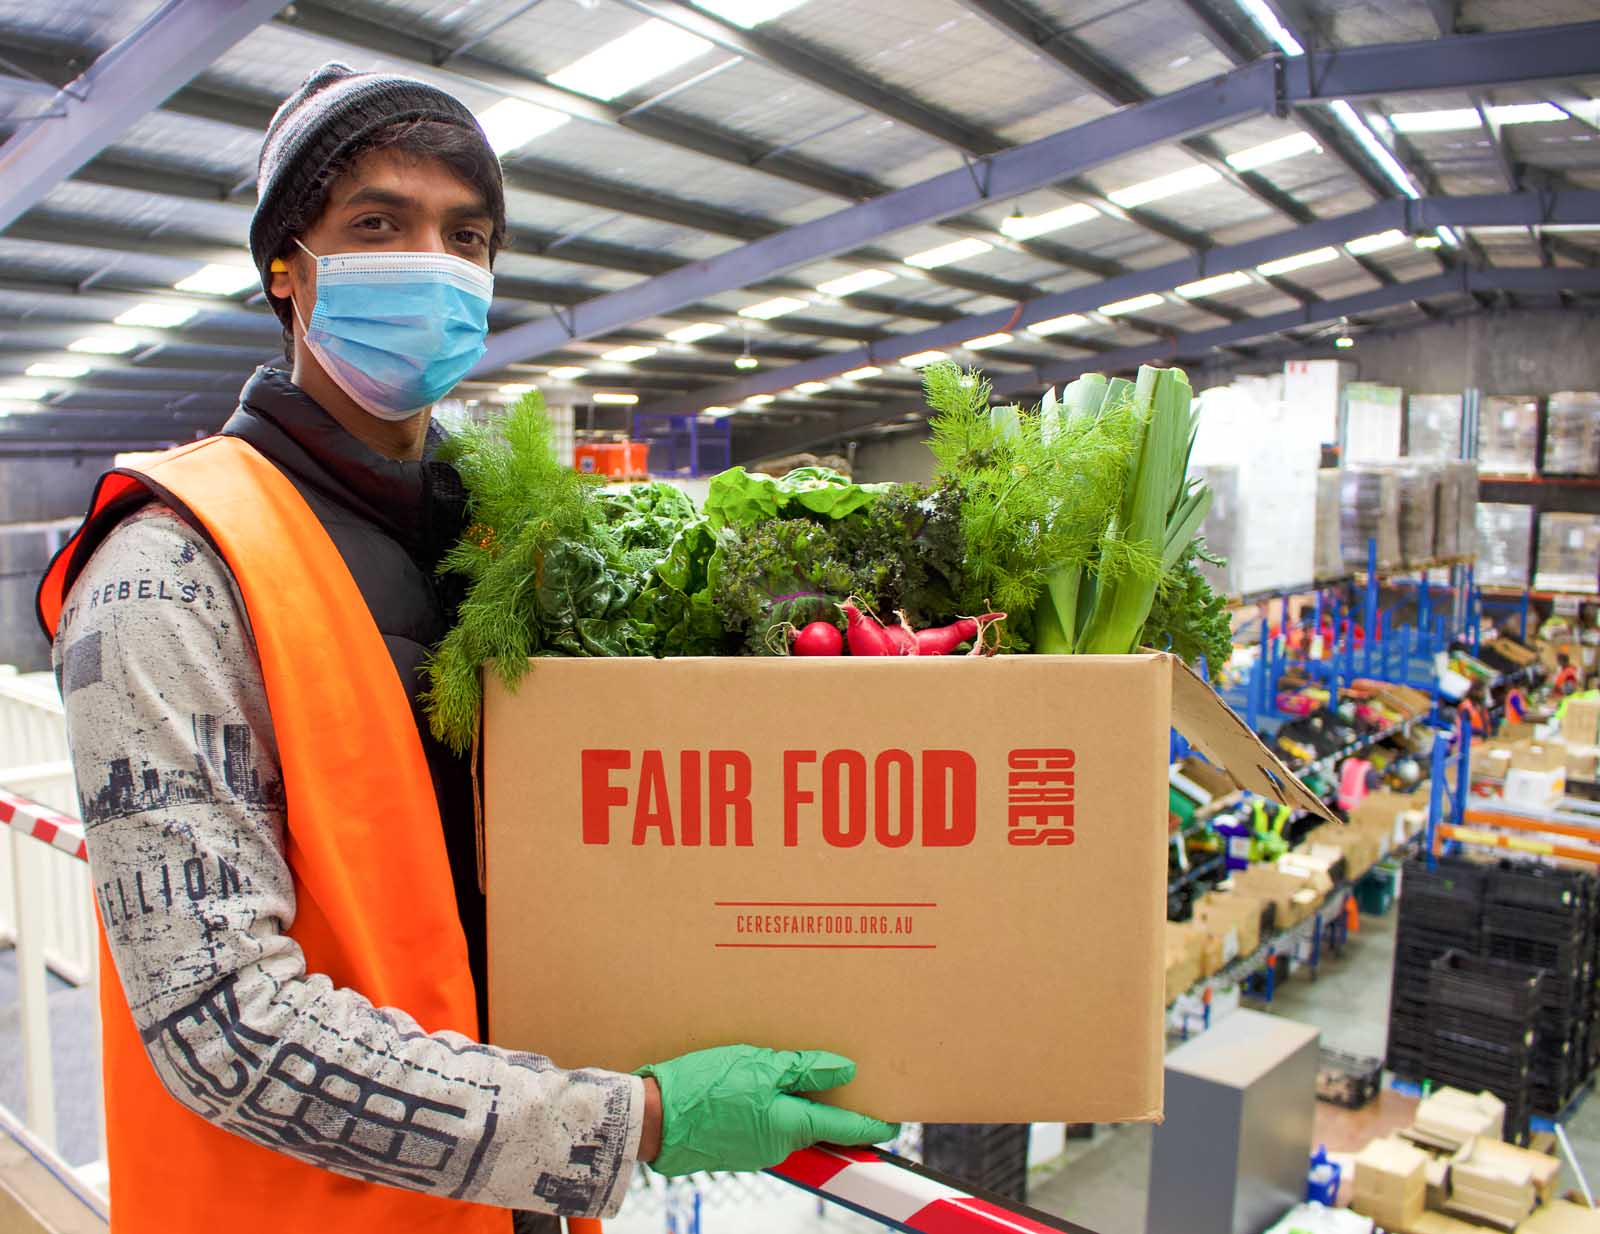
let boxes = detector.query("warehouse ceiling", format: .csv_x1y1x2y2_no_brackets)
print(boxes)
0,0,1598,458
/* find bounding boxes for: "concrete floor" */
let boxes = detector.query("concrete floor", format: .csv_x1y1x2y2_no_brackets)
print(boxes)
1024,906,1600,1234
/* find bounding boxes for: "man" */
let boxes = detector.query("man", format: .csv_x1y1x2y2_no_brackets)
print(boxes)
39,64,895,1234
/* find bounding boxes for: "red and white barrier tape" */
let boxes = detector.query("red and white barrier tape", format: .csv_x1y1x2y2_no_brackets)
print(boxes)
770,1146,1084,1234
0,787,86,862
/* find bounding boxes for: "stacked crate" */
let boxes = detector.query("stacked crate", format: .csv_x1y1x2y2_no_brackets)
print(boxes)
1426,951,1543,1142
1482,864,1595,1117
1387,857,1486,1081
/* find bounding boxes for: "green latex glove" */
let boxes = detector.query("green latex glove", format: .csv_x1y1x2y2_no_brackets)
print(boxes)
638,1046,899,1177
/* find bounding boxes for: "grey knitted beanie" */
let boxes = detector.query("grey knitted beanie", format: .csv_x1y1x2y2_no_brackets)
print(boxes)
249,62,503,320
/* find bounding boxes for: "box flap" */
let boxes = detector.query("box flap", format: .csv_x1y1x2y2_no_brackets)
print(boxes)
1166,655,1335,821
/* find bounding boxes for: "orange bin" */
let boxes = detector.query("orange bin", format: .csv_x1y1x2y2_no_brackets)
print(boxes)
574,441,650,478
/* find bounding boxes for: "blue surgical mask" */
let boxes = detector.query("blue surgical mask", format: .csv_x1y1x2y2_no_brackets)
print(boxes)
291,239,494,421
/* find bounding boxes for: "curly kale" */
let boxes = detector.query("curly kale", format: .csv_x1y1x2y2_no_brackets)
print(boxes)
1139,546,1234,682
714,518,857,652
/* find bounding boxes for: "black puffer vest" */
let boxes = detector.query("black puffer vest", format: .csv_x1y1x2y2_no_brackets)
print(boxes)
218,368,486,1027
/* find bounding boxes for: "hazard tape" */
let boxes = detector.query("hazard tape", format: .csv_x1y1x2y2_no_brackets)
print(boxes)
768,1146,1084,1234
0,786,87,862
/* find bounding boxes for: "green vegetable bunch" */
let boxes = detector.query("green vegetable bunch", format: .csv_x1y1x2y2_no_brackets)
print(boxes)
423,393,665,753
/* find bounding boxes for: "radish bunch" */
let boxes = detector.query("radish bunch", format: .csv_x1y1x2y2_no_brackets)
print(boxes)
782,602,1005,657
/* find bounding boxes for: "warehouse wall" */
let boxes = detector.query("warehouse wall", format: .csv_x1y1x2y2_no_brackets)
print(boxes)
851,432,937,484
0,454,115,673
1341,309,1600,395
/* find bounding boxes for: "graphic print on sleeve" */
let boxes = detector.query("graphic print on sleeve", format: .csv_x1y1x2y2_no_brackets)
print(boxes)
54,503,642,1214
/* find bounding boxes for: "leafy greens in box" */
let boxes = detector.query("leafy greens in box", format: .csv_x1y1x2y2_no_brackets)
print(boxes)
424,362,1236,754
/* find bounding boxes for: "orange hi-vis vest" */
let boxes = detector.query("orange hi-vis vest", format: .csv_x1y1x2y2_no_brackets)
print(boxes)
38,436,508,1234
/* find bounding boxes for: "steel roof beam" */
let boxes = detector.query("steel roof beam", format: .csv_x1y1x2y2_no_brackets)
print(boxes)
0,0,287,233
734,266,1600,460
473,23,1598,373
633,188,1600,413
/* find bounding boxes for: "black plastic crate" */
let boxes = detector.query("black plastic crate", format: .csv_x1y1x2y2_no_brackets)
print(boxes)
1316,1047,1383,1109
920,1124,1030,1202
1430,951,1547,1019
1484,904,1590,946
1487,862,1593,916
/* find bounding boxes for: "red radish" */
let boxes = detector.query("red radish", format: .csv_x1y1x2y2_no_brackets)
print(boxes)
791,620,844,656
908,612,1008,655
838,600,899,656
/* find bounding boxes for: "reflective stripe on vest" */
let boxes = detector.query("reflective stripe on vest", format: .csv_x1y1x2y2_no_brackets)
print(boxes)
39,436,507,1234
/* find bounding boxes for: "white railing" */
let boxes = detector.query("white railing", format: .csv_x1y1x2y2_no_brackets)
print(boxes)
0,665,105,1197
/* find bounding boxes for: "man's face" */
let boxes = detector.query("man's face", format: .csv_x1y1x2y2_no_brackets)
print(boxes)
269,146,494,318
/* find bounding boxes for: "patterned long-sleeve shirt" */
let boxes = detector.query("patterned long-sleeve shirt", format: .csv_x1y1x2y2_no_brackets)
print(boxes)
53,502,643,1215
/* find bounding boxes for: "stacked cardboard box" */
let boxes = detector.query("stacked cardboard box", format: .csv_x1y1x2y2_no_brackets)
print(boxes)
1409,1087,1508,1151
1342,467,1403,569
1477,504,1536,587
1193,890,1264,964
1535,513,1600,594
1394,463,1443,566
1228,864,1323,928
1479,396,1540,475
1317,468,1345,580
1352,1135,1429,1232
1562,699,1600,784
1451,461,1479,563
1410,393,1465,461
1165,921,1206,1005
1193,463,1243,597
1542,392,1600,476
1448,1137,1559,1228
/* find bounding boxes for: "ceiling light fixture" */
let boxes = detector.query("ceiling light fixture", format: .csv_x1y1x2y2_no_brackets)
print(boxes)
795,381,830,394
738,296,808,320
816,268,896,297
172,264,258,295
475,97,570,155
592,392,639,405
1027,312,1090,336
1414,235,1444,250
601,344,657,363
1344,230,1410,256
498,383,536,395
0,383,49,402
745,394,775,406
1174,271,1251,298
962,332,1013,350
1225,132,1321,172
898,349,949,368
26,360,90,379
998,203,1097,240
114,302,196,328
1334,335,1355,349
546,366,588,380
548,19,712,101
1256,247,1341,277
665,322,725,343
839,365,882,381
690,0,808,27
904,237,992,269
703,405,735,418
1388,108,1482,134
67,333,139,355
734,355,760,370
1098,292,1165,317
1108,165,1220,209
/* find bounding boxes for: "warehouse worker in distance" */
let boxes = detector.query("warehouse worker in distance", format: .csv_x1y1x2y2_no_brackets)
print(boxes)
38,64,895,1234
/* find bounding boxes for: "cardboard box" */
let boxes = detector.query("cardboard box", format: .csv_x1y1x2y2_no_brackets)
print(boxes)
1353,1135,1429,1231
1518,1201,1600,1234
1412,1088,1507,1150
1228,864,1320,926
1510,741,1568,775
484,654,1330,1122
1427,1153,1452,1210
1415,1214,1507,1234
1562,698,1600,748
1565,745,1599,784
1490,638,1540,668
1194,891,1264,961
1505,766,1567,810
1165,921,1207,1004
1279,851,1339,895
1458,1140,1561,1207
